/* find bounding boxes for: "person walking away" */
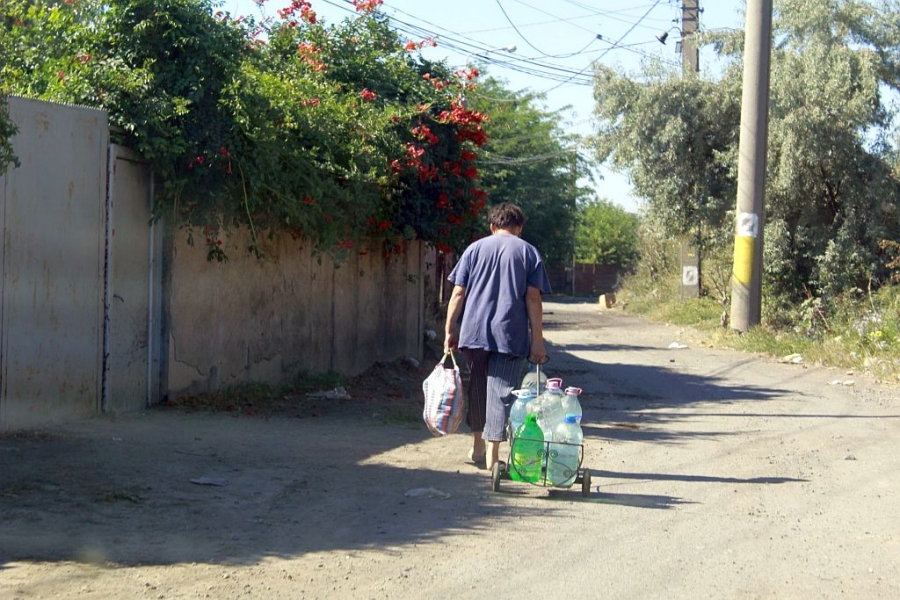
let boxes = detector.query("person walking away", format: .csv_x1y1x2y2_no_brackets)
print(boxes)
443,202,551,472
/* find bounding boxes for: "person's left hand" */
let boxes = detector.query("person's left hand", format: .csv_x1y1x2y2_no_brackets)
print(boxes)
444,332,459,353
529,338,546,364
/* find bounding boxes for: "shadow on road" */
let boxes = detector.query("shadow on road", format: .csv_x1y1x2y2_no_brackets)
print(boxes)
0,299,827,569
596,469,806,485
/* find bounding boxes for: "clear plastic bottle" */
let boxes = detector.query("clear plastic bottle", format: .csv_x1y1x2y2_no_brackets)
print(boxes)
520,367,547,396
508,388,536,437
510,413,544,483
548,414,582,486
537,378,566,436
562,386,583,423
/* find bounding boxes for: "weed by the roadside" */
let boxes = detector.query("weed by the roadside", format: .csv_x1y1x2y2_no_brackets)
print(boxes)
164,371,345,415
621,268,900,382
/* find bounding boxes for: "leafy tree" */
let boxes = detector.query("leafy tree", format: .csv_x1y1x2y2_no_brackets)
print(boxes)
0,101,15,176
592,63,740,283
575,198,640,267
0,0,491,259
592,0,900,304
759,0,900,298
467,76,591,263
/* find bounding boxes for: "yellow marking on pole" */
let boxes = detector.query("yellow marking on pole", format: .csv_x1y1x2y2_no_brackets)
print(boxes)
733,236,754,285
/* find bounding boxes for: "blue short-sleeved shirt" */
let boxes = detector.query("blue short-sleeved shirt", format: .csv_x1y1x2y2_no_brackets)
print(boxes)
448,233,552,357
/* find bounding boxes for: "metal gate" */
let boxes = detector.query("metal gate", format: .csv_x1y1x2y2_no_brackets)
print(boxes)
0,98,161,430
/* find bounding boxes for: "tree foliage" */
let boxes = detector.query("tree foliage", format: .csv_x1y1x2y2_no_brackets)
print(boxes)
467,76,590,263
592,63,740,265
0,0,493,259
575,198,640,267
592,0,900,305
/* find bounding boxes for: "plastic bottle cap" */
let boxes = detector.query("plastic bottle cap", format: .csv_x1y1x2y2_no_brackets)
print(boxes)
565,387,582,396
565,414,579,424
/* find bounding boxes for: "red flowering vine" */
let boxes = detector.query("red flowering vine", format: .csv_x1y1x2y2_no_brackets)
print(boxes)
278,0,316,24
352,0,383,14
298,42,326,71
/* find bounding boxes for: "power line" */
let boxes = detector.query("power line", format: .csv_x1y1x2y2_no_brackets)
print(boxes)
321,1,679,93
494,0,559,57
538,0,665,94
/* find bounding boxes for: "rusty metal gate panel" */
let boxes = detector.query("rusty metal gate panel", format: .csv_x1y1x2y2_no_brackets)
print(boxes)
104,144,162,413
0,97,108,430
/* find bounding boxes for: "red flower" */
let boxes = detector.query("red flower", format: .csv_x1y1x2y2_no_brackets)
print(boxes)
353,0,383,13
418,164,438,182
405,41,418,52
360,88,377,102
278,1,316,23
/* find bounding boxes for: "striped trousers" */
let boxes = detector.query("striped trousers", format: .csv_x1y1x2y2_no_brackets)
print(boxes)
462,349,527,442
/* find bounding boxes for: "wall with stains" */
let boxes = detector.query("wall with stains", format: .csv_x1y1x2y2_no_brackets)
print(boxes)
0,98,107,428
164,231,425,397
0,97,426,429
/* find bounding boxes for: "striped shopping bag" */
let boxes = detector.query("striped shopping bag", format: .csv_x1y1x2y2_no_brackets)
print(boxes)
422,351,464,436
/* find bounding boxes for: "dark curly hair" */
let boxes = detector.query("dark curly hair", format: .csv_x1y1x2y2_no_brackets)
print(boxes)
488,202,525,230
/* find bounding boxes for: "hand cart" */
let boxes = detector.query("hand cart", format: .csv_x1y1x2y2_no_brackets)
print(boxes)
490,360,592,497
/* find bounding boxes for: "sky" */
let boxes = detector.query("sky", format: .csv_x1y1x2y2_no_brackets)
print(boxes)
228,0,749,212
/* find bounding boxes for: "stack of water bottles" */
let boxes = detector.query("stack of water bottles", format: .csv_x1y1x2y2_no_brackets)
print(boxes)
509,376,583,486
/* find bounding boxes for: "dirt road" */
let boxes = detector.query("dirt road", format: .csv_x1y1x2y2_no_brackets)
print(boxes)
2,299,898,599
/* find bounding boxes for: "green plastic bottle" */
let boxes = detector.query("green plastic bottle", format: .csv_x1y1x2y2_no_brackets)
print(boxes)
510,413,544,483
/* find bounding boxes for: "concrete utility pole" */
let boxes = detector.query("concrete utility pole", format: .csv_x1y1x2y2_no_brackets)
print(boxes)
730,0,774,332
678,0,701,300
681,0,700,74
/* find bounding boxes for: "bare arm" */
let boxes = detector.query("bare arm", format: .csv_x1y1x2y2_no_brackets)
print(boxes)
525,286,546,363
444,284,466,352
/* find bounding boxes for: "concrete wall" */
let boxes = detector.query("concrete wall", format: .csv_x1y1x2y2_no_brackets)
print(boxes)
546,262,622,297
105,145,163,413
0,97,108,429
165,228,425,397
0,96,428,428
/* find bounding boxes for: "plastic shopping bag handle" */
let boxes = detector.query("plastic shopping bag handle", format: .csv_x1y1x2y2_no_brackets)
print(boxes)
440,351,459,369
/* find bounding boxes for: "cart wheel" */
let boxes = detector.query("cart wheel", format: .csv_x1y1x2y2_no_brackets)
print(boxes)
581,469,592,497
491,462,502,492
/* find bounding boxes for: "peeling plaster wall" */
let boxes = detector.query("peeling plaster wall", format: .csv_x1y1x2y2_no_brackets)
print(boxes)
165,228,424,397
